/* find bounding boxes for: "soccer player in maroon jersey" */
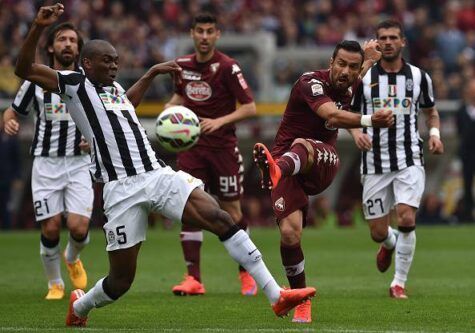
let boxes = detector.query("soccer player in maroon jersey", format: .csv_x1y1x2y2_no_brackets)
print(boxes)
254,40,394,323
165,13,258,296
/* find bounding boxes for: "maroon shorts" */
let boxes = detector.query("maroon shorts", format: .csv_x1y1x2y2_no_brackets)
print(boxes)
177,145,244,201
271,139,339,221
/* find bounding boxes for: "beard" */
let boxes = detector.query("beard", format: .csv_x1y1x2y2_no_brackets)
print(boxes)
382,48,402,62
53,50,76,68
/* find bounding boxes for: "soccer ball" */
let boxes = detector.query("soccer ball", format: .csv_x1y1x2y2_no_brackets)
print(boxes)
155,106,201,153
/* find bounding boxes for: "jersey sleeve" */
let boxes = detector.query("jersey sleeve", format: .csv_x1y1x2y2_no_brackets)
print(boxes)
419,70,435,108
57,70,85,97
11,81,35,116
298,77,332,112
173,60,184,96
223,61,254,104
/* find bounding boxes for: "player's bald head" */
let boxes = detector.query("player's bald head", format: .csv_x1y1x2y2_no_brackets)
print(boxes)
80,39,115,62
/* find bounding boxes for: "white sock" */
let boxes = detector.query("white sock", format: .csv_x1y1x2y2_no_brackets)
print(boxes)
382,226,397,250
222,230,281,303
74,278,114,318
40,241,64,288
65,232,90,263
391,230,416,288
281,152,301,175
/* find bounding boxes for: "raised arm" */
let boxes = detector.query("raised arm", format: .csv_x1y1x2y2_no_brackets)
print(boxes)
164,93,185,109
200,102,256,134
360,39,381,79
126,61,182,107
316,102,394,129
15,3,64,92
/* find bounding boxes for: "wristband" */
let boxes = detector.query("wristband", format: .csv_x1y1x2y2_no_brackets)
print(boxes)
360,115,372,127
429,127,440,138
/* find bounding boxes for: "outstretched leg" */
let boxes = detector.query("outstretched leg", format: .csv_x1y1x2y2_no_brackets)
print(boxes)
182,188,315,316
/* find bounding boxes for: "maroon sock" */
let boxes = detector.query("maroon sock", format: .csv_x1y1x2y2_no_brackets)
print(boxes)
280,242,306,288
277,143,308,177
180,227,202,282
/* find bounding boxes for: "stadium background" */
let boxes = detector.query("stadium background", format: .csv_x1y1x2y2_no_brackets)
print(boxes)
0,0,473,229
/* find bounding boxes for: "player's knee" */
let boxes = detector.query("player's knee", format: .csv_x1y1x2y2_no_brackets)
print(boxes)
68,217,89,239
41,217,61,239
228,210,243,224
398,213,415,227
279,225,302,246
291,138,310,150
370,227,388,243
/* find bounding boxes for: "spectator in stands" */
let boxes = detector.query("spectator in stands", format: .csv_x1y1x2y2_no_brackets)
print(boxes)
456,78,475,222
0,116,22,229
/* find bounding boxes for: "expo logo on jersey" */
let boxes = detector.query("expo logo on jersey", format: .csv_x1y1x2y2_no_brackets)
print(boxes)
99,92,131,111
45,102,71,121
372,97,412,115
186,81,212,101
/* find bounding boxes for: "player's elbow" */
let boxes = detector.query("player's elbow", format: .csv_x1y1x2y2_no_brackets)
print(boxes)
326,111,342,128
243,102,257,117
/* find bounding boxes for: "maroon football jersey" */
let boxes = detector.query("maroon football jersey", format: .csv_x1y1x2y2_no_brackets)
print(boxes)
174,50,254,148
271,70,357,158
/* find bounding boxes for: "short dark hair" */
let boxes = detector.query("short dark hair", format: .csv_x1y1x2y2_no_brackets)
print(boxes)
80,39,113,64
192,12,217,28
332,40,364,60
45,22,83,66
376,19,405,38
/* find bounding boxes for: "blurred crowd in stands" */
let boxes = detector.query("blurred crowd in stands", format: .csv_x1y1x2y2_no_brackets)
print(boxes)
1,0,475,229
2,0,475,100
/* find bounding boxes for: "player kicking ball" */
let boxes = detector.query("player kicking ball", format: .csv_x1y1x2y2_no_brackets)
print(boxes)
15,3,316,327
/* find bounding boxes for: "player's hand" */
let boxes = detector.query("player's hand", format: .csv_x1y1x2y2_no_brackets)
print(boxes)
352,130,372,151
200,117,224,134
363,39,381,64
34,3,64,27
371,109,394,128
428,136,444,155
4,119,20,136
79,138,90,153
152,61,182,75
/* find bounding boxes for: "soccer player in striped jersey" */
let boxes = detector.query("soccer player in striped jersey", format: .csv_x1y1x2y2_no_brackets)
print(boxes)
349,19,444,299
253,40,393,323
15,4,316,327
166,13,257,297
3,22,92,300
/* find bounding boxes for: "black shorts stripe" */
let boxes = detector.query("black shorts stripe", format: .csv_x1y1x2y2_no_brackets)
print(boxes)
121,110,153,172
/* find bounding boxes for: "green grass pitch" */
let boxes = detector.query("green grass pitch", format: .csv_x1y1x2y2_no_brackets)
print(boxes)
0,224,474,332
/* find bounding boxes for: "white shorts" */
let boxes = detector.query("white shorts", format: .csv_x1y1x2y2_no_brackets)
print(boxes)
361,165,425,219
31,155,93,222
102,166,203,251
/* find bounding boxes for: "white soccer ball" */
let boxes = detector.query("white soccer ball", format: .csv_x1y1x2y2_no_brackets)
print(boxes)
155,106,201,153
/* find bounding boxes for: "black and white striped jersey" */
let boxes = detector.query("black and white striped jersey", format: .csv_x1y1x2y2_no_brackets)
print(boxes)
350,61,435,175
12,81,84,157
57,70,163,183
